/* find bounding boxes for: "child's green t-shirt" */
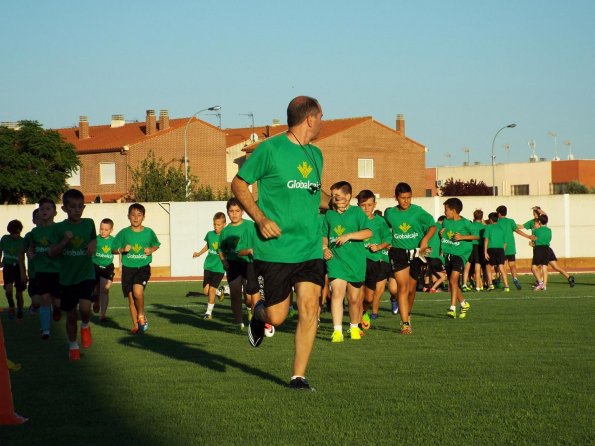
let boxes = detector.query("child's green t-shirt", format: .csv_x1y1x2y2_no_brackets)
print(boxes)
30,224,60,273
94,235,115,267
363,214,392,262
441,217,475,263
203,230,224,273
53,218,97,285
219,220,255,263
532,226,552,246
113,227,161,268
323,205,370,282
497,216,518,255
384,204,435,250
470,221,485,246
0,234,24,267
484,224,505,249
427,221,443,261
22,231,35,278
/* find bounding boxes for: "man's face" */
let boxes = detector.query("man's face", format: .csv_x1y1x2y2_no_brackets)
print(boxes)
309,108,323,140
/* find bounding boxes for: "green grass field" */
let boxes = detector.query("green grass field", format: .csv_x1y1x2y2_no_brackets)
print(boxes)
1,275,594,446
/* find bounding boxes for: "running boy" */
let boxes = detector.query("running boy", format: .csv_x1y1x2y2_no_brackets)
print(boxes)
483,212,509,291
462,209,486,292
384,182,436,334
193,212,226,319
0,220,26,320
322,181,372,342
93,218,116,323
440,198,478,318
425,215,447,293
112,203,160,333
496,205,533,290
50,189,97,360
23,209,41,314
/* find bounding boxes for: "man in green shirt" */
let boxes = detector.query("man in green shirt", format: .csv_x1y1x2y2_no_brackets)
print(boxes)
231,96,326,391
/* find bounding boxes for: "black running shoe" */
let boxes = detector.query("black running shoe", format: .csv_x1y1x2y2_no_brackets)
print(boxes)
248,300,265,347
289,377,315,392
568,276,575,288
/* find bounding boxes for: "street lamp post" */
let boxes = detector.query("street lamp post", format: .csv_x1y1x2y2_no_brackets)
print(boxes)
491,123,516,196
184,105,221,197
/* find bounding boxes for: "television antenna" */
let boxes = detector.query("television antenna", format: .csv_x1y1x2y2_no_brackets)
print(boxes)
444,152,452,166
548,131,560,161
462,147,470,164
528,140,538,162
503,143,510,163
206,112,221,128
564,140,574,160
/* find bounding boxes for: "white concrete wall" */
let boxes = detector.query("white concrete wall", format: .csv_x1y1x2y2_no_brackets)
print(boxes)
1,194,592,277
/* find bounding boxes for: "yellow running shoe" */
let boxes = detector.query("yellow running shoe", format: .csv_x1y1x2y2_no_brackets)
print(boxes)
331,330,344,343
361,312,371,330
459,301,471,319
400,322,412,335
349,327,361,340
447,308,457,318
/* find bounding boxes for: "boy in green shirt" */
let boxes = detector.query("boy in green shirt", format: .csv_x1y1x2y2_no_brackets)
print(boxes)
322,182,372,342
1,220,26,320
23,209,41,314
462,209,486,292
93,218,116,323
483,212,509,292
112,203,160,334
441,198,478,319
192,212,226,320
49,189,97,361
425,215,447,293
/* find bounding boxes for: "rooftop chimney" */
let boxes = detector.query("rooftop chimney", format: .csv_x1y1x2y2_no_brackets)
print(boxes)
111,114,125,128
146,109,157,135
396,114,405,136
159,109,170,131
79,116,90,139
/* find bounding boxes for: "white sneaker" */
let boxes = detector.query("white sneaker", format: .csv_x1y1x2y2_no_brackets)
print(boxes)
264,323,275,337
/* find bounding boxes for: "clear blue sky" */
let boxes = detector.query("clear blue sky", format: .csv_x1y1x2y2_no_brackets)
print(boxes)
2,0,594,167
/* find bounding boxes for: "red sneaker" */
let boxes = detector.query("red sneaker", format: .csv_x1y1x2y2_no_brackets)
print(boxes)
81,326,92,349
69,348,81,361
130,326,139,334
52,306,62,322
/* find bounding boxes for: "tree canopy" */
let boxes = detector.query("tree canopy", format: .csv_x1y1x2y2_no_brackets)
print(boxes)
0,121,80,204
440,178,492,196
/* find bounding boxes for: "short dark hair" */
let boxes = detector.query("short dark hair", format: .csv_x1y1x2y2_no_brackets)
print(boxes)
128,203,145,215
213,212,226,221
437,215,446,222
488,212,499,223
62,188,85,205
38,198,56,209
287,96,320,128
395,182,412,196
101,218,114,228
356,189,375,203
496,205,507,216
538,214,548,225
330,181,352,195
444,197,463,214
473,209,484,221
32,208,40,218
7,219,23,234
373,209,383,216
226,197,243,211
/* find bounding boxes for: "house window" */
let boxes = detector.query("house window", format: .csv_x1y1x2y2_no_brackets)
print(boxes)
358,159,374,178
511,184,529,196
68,167,81,186
552,183,567,194
100,162,116,185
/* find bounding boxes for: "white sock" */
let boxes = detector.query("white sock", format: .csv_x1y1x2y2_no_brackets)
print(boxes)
81,322,89,329
69,341,79,350
460,300,466,307
291,375,305,380
206,303,214,314
450,305,456,311
333,325,342,332
349,323,359,330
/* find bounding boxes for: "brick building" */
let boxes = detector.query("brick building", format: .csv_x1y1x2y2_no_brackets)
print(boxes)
237,114,427,198
57,110,228,202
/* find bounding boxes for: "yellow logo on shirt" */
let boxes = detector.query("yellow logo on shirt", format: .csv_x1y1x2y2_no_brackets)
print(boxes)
132,243,143,253
399,222,411,233
102,245,111,254
447,230,455,239
297,161,313,179
70,236,84,248
212,242,219,250
333,225,346,236
40,237,49,246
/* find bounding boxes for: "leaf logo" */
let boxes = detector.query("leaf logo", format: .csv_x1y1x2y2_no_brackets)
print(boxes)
40,237,49,246
212,242,218,250
102,245,111,254
297,161,313,179
132,243,143,253
399,222,411,233
333,225,346,236
447,230,455,239
70,236,84,248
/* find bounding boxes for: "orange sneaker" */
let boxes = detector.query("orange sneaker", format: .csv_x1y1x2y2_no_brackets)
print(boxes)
81,326,92,349
69,348,81,361
130,326,139,334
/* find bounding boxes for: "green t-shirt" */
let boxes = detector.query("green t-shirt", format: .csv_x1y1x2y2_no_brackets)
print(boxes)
384,203,435,250
524,219,537,230
23,231,35,278
113,226,161,268
484,224,506,249
427,221,443,261
203,230,224,273
532,226,552,246
322,205,370,282
441,217,475,263
219,219,255,263
237,133,323,263
0,234,24,267
53,218,96,285
30,224,60,273
497,216,517,255
94,235,115,267
471,221,485,245
363,214,392,262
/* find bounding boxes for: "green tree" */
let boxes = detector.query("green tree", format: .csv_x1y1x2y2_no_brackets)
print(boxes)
440,178,492,196
0,121,80,203
564,181,589,194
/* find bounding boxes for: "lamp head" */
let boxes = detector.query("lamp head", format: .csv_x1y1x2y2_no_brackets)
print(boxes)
208,106,221,111
508,123,517,128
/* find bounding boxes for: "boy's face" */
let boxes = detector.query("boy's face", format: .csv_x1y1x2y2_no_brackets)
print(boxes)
227,205,243,224
358,198,376,217
62,198,85,222
396,192,412,210
213,218,225,234
99,223,113,238
38,202,57,222
32,213,41,226
128,209,145,227
444,206,456,220
331,189,350,211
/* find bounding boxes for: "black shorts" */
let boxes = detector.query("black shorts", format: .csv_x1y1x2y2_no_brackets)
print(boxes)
487,248,505,266
468,245,481,265
94,263,115,283
28,276,39,296
36,272,61,297
254,259,325,307
547,247,557,262
226,261,259,294
60,280,96,312
532,246,550,266
203,270,224,289
364,259,388,289
121,265,151,297
505,254,516,262
445,254,465,275
2,264,26,292
379,261,391,281
388,248,425,279
428,257,446,277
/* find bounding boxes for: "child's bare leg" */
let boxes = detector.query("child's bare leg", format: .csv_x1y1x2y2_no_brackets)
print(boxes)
372,279,386,314
330,279,347,328
66,308,78,342
430,271,446,291
549,261,569,279
127,293,138,327
463,262,471,286
346,284,362,325
395,269,410,323
4,284,15,308
228,275,243,324
449,271,463,306
531,265,541,283
499,265,509,287
99,278,111,318
407,275,418,315
207,286,217,305
542,265,549,288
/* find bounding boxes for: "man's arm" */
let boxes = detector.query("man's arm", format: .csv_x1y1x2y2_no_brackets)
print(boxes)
231,175,281,239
